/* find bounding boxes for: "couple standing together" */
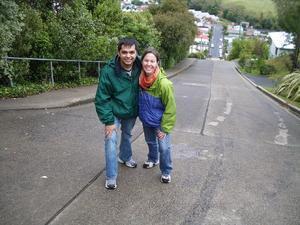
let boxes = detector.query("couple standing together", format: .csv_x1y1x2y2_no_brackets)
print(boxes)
95,38,176,190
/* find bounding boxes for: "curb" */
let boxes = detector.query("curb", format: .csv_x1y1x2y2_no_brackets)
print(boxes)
235,66,300,117
0,93,96,111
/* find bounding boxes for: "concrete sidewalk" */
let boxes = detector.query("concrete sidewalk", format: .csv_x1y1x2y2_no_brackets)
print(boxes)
0,58,197,111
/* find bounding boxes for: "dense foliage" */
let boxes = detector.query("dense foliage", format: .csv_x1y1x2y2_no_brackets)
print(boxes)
228,38,270,75
149,0,197,68
0,0,24,86
274,71,300,101
188,50,208,59
0,0,160,87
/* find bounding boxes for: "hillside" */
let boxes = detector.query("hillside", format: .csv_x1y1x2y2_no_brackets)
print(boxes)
222,0,276,17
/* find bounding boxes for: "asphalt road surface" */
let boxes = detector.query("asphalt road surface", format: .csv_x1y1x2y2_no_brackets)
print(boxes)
1,60,299,225
210,24,223,58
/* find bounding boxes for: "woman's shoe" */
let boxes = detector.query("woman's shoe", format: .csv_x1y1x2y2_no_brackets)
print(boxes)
160,174,171,183
142,160,159,169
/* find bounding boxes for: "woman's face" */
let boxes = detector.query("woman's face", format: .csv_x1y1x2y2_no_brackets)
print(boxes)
142,53,158,76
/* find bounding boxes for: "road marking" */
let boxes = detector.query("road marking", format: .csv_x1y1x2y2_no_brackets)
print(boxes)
217,116,225,122
182,82,208,87
275,129,289,146
224,102,232,115
174,128,202,133
207,100,233,127
273,111,289,146
208,121,219,126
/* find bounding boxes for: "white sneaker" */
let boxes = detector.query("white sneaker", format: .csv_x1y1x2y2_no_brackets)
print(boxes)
105,179,117,190
118,157,137,168
161,174,171,183
143,160,159,169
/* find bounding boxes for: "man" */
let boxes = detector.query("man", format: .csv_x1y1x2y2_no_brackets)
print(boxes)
95,38,141,190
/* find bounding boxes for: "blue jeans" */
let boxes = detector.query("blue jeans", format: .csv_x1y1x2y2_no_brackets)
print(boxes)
104,117,136,180
143,126,172,176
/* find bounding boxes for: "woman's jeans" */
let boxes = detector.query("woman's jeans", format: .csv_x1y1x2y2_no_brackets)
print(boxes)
143,126,172,176
104,117,136,180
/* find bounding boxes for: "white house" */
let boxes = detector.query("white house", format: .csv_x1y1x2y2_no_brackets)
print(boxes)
189,9,219,23
227,24,243,37
268,32,295,58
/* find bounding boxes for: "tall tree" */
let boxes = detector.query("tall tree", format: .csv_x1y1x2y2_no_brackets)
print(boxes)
11,5,52,58
122,12,161,52
15,0,74,13
273,0,300,69
0,0,24,85
149,0,197,67
93,0,123,38
0,0,24,57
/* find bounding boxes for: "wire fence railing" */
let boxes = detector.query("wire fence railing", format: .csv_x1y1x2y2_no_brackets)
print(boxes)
2,56,105,87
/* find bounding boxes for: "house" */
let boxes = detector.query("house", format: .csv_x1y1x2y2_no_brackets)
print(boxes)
195,32,209,50
189,9,219,24
189,9,217,54
227,24,243,37
268,32,295,58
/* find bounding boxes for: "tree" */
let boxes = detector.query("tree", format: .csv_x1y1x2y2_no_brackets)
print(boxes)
122,12,161,53
273,0,300,69
93,0,123,38
222,3,246,24
188,0,221,15
11,5,52,58
149,0,197,67
0,0,24,57
15,0,75,13
0,0,24,86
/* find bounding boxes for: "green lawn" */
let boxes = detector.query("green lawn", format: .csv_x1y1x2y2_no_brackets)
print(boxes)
221,0,277,17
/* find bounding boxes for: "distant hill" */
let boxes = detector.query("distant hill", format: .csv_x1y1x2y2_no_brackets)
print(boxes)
221,0,276,17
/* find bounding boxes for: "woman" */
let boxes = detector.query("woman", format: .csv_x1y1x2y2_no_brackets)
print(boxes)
139,47,176,183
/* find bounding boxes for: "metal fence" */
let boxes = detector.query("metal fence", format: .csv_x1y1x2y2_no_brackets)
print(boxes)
2,56,105,87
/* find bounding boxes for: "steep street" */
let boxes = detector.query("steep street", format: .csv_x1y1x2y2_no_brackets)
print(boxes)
1,60,299,225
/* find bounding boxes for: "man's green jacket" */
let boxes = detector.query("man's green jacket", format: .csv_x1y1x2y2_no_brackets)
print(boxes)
95,56,141,125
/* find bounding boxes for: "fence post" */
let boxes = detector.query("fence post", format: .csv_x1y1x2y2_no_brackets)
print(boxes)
97,61,100,75
78,61,81,80
50,61,54,85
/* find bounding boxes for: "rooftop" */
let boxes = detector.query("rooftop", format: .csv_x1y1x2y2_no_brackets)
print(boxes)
268,32,295,50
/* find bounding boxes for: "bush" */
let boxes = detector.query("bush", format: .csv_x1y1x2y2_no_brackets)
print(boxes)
274,71,300,101
188,51,207,59
0,60,30,86
266,54,293,79
260,63,276,75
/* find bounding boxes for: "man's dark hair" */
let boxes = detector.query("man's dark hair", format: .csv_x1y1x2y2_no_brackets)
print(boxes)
117,37,139,52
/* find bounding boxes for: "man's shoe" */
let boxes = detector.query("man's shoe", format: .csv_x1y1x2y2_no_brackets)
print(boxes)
143,160,159,169
105,179,117,190
161,174,171,183
118,157,137,168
